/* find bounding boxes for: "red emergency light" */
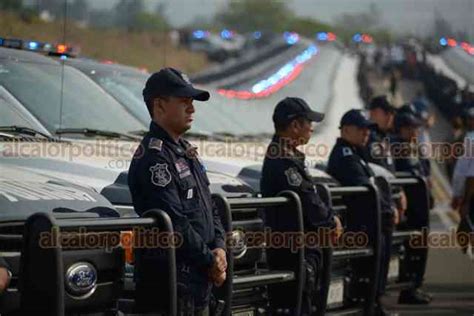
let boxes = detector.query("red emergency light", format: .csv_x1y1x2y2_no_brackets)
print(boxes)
447,38,457,47
327,32,337,41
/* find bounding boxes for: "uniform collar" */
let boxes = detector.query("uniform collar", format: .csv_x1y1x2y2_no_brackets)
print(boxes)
337,137,357,150
270,134,305,159
337,137,368,159
149,121,187,156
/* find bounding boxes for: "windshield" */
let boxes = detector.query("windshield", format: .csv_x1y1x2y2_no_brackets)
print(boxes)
0,98,39,129
82,68,220,134
90,72,150,125
0,59,145,134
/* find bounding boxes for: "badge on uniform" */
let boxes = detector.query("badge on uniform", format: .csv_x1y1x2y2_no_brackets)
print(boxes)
149,138,163,151
285,167,303,187
342,147,353,157
150,163,171,187
175,159,191,179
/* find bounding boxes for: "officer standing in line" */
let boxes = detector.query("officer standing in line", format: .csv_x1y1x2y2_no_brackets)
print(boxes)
390,111,432,305
128,67,227,315
366,96,407,223
0,257,11,295
260,97,343,315
327,109,396,316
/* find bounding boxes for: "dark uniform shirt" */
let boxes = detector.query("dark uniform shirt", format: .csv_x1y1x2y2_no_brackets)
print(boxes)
327,138,375,186
0,257,8,270
260,135,335,231
366,128,396,173
128,122,226,268
389,135,429,177
327,138,393,217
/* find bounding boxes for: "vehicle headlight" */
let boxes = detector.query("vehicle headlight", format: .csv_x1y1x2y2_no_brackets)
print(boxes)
231,230,247,259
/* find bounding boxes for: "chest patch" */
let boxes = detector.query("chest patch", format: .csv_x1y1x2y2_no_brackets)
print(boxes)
150,163,172,187
175,159,192,179
285,167,303,187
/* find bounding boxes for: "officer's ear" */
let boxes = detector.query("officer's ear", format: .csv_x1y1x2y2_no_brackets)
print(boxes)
153,98,166,115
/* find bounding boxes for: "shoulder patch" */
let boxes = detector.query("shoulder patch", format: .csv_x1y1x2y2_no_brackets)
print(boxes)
149,163,172,187
149,138,163,151
285,167,303,187
342,147,353,157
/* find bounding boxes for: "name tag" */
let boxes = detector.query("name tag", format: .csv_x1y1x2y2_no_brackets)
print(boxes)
187,188,193,199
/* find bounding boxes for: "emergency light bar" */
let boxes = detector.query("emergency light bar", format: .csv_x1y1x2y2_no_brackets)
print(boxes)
0,36,79,57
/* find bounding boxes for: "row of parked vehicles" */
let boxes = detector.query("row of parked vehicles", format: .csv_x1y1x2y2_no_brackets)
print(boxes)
0,38,429,315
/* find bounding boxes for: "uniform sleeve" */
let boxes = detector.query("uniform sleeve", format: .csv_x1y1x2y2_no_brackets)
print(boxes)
0,257,8,270
272,160,335,229
140,156,214,268
452,155,470,198
211,200,226,250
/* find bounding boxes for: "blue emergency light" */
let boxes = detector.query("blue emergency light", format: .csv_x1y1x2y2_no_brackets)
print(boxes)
352,33,362,43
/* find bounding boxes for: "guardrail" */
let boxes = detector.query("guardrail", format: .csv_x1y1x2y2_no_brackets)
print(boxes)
16,209,176,316
324,184,382,316
212,191,306,315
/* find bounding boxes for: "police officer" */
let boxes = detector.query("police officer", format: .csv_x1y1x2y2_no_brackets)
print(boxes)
366,96,396,171
452,107,474,213
327,109,396,316
367,96,408,224
260,97,342,315
0,257,11,295
391,111,432,304
128,67,227,315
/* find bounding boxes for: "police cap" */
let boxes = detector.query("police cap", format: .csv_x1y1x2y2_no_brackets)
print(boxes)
273,97,325,125
369,95,396,113
339,109,377,129
143,67,210,102
394,112,422,129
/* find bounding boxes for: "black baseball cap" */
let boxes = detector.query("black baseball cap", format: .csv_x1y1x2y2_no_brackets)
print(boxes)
398,103,418,116
369,95,396,113
394,113,422,129
339,109,377,129
142,67,210,102
272,97,324,125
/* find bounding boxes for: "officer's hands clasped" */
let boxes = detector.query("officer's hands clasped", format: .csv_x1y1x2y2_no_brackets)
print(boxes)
209,248,227,287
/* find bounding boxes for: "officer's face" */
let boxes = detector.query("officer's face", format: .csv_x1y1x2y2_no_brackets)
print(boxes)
400,125,420,142
370,108,394,131
154,96,195,135
292,118,314,145
344,125,371,147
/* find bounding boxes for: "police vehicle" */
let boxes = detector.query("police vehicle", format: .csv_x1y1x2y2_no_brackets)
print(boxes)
0,38,427,315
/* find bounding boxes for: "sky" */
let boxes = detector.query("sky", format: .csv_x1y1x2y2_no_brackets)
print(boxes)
25,0,474,39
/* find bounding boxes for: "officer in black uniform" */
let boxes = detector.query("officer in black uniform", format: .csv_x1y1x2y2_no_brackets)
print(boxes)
366,96,397,172
390,111,432,305
367,96,408,219
128,68,227,315
0,257,11,295
327,109,396,316
260,97,342,315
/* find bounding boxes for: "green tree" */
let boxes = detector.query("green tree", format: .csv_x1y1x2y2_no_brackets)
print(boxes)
0,0,22,11
288,17,332,38
135,12,168,32
114,0,145,32
217,0,292,33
